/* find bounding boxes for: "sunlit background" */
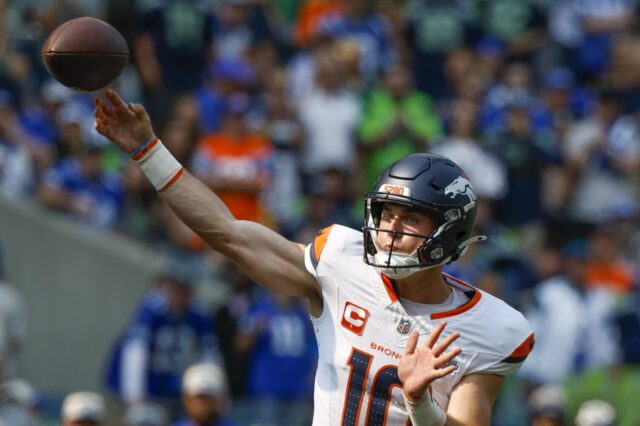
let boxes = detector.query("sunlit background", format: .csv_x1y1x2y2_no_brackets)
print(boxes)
0,0,639,425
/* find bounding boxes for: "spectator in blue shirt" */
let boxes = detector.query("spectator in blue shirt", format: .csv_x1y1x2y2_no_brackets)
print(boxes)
172,363,235,426
106,271,219,417
319,0,394,79
37,137,125,229
235,293,316,426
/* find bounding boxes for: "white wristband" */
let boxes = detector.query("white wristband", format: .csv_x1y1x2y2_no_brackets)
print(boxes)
132,137,184,192
403,391,447,426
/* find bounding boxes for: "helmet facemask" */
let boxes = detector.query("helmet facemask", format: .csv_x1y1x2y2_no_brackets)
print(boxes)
363,197,486,279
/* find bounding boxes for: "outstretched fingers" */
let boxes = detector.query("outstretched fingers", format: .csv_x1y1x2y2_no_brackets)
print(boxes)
405,331,419,356
425,321,447,349
432,331,460,357
435,347,462,370
105,89,127,110
434,362,458,379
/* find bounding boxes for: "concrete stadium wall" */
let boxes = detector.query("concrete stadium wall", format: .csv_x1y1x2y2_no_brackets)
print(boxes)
0,195,163,394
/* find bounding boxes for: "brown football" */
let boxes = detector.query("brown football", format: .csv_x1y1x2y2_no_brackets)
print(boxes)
42,17,129,91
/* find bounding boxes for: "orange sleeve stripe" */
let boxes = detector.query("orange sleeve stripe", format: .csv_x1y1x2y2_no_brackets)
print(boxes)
310,225,334,268
510,332,535,358
501,333,535,364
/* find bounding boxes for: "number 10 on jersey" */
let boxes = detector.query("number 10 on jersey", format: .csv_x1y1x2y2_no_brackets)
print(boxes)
341,348,411,426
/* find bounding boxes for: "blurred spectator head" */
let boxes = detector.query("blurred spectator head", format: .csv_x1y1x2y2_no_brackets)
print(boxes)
445,48,476,90
1,379,40,414
527,385,566,426
220,0,251,26
181,363,228,424
543,67,575,110
77,140,106,182
475,37,506,80
124,402,168,426
505,93,533,136
222,92,252,134
314,51,342,92
574,400,617,426
587,225,622,264
594,89,622,123
61,392,105,426
57,102,96,155
503,62,533,90
246,40,279,89
207,57,255,92
171,95,200,127
160,268,194,313
450,99,479,137
159,257,197,313
383,62,413,98
544,67,575,92
455,72,487,102
334,39,362,79
160,119,199,165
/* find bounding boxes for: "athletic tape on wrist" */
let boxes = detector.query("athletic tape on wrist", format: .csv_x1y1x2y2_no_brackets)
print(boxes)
133,137,184,192
403,391,447,426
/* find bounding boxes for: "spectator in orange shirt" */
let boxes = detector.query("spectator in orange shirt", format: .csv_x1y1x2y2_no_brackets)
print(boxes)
584,225,635,294
192,93,272,223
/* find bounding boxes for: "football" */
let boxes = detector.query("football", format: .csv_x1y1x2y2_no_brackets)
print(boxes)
42,17,129,92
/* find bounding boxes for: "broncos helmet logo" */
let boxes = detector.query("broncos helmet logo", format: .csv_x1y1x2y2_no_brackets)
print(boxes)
444,176,476,202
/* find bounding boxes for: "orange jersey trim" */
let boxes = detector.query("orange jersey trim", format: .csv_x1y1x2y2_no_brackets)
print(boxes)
381,273,399,303
310,225,334,269
430,274,482,320
502,332,535,364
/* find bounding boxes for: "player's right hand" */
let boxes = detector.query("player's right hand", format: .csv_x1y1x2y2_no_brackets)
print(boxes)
398,321,462,401
94,89,155,155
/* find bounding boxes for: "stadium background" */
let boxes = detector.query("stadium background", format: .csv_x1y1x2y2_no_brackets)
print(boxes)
0,0,639,424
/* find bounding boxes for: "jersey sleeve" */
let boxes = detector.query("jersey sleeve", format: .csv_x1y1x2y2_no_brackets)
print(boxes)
467,311,535,376
304,225,337,276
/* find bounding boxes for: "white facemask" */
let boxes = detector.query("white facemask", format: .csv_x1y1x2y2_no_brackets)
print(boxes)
373,251,427,279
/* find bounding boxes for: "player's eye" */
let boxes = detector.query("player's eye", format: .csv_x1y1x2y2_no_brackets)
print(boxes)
403,216,419,225
381,212,394,223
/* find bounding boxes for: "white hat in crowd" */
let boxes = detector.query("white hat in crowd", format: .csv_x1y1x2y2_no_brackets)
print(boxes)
182,363,227,397
527,385,566,418
61,392,105,422
575,400,617,426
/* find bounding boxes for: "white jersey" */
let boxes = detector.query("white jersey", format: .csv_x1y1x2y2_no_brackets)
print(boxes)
304,225,534,426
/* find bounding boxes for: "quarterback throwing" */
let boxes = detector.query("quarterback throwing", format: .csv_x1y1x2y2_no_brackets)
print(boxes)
94,90,533,426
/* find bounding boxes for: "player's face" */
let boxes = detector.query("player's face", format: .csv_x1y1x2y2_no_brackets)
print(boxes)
375,203,436,254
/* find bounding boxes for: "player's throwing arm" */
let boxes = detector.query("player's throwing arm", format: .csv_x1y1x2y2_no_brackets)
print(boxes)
94,90,322,311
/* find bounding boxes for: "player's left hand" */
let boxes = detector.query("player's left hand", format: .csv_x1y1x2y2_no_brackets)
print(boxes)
398,321,462,400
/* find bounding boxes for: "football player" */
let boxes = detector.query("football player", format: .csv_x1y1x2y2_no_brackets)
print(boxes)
94,90,533,426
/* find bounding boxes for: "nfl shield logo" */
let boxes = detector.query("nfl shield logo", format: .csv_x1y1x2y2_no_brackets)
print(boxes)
397,319,412,335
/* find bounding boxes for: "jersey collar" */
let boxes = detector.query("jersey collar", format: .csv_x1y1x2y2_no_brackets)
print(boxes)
377,272,482,320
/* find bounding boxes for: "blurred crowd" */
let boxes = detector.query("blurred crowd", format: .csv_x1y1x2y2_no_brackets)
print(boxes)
1,0,640,424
